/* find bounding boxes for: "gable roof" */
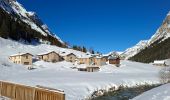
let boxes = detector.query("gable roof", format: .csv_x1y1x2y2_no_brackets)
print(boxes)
60,52,76,57
87,66,100,68
108,56,119,60
37,51,58,56
10,53,33,57
78,54,93,58
66,53,77,57
77,64,87,69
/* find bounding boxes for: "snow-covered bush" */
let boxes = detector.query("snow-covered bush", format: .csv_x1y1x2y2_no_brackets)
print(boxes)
1,62,10,67
159,67,170,84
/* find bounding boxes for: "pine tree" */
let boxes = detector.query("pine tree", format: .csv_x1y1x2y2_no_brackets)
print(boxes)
0,20,9,38
72,45,78,50
91,50,95,54
82,46,87,53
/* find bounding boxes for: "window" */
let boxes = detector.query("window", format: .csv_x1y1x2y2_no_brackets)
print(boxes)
26,55,28,59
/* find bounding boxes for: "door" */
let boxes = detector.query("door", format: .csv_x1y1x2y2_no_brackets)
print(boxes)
24,62,29,65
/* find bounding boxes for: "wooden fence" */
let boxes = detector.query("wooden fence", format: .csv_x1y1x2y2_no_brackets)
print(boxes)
0,81,65,100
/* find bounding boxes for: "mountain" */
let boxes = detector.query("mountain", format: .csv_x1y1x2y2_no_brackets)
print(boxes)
0,0,66,47
148,12,170,45
127,12,170,63
103,51,122,57
121,40,148,59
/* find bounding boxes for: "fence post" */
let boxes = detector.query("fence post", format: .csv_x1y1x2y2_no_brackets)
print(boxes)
62,94,65,100
1,81,16,99
32,87,35,100
0,81,2,96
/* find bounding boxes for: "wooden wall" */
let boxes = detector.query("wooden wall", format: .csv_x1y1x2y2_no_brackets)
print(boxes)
0,81,65,100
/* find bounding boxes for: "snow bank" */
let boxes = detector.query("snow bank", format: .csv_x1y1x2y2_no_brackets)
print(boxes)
132,83,170,100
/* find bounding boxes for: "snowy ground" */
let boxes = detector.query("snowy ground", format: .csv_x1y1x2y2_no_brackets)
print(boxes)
132,83,170,100
0,38,163,100
0,96,10,100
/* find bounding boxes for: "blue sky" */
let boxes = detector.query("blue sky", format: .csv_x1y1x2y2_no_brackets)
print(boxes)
18,0,170,53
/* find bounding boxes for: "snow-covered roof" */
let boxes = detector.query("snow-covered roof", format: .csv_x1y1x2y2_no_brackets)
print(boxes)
86,65,100,68
96,56,102,59
59,52,76,57
96,56,105,59
37,51,58,56
77,64,87,69
153,60,165,64
10,53,33,57
78,55,93,58
108,56,119,60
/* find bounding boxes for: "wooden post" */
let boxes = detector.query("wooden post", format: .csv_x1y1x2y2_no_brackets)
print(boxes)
32,87,35,100
1,81,16,99
0,81,2,96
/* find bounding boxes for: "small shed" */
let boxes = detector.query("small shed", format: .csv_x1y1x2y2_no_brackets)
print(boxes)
108,56,120,65
86,66,100,72
153,60,166,66
77,65,100,72
77,64,87,72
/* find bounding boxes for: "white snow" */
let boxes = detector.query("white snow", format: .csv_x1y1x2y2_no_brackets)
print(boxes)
0,37,162,100
0,96,10,100
121,40,148,59
132,83,170,100
10,53,33,57
153,60,166,65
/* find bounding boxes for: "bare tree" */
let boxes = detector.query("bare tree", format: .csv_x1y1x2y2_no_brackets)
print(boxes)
159,67,170,84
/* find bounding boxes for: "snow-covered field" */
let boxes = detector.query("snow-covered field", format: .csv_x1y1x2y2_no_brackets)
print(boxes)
0,38,163,100
133,83,170,100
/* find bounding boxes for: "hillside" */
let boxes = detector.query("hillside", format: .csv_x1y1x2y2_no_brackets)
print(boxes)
0,0,66,47
121,40,148,59
0,37,161,100
129,38,170,63
125,12,170,63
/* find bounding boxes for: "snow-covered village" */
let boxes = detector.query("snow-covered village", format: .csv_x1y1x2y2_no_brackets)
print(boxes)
0,0,170,100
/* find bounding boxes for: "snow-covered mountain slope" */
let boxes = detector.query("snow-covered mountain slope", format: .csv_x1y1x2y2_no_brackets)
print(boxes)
121,40,148,59
0,37,161,100
148,12,170,45
123,12,170,61
0,0,64,46
132,83,170,100
0,37,86,59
